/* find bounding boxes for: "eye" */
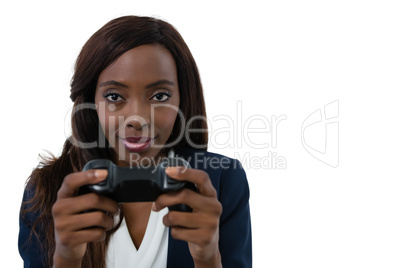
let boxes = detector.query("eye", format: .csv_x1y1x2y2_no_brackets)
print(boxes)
151,92,171,102
104,92,125,103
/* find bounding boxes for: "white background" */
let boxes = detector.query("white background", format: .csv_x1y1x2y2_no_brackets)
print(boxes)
1,0,402,267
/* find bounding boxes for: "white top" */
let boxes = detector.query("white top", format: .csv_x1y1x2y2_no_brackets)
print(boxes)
106,207,169,268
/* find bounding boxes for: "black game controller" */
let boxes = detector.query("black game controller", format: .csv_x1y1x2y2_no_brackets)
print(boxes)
79,157,196,212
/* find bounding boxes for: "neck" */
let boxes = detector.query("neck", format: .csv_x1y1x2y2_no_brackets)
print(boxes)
116,150,168,167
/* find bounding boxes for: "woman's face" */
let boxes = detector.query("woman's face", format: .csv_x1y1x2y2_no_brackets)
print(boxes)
95,44,180,166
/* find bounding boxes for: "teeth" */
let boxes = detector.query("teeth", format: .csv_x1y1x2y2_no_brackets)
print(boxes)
125,137,151,143
120,138,152,152
123,140,145,147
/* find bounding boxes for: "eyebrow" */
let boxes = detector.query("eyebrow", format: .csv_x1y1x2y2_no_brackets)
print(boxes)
98,79,174,89
99,80,128,88
145,79,175,89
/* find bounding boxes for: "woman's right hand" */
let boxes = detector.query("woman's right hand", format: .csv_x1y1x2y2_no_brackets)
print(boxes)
51,170,120,268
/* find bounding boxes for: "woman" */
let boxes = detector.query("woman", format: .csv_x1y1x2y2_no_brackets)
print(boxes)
19,15,252,268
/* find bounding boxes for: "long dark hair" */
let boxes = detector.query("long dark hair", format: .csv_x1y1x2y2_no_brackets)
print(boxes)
22,15,208,268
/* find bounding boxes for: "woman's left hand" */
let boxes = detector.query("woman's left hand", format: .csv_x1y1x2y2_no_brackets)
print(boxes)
153,166,222,268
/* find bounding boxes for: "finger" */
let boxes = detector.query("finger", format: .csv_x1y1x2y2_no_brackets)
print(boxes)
169,226,218,246
57,170,108,199
154,188,222,214
53,193,119,217
55,211,115,233
73,193,119,216
73,211,115,231
162,210,219,229
165,167,216,197
58,228,108,246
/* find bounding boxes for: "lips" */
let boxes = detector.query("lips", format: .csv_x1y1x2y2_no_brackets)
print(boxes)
120,136,153,153
125,137,151,143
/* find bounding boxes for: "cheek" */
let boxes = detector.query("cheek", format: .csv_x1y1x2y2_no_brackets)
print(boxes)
154,108,178,133
96,102,115,138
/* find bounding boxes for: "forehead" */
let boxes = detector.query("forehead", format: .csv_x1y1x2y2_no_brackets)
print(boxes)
97,44,177,84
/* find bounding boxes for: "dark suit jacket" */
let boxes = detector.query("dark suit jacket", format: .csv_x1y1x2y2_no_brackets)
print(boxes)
19,148,252,267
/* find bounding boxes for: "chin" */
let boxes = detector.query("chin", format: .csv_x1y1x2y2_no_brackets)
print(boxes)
117,147,167,167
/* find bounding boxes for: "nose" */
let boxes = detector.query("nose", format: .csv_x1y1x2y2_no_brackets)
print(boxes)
122,101,151,131
125,115,148,130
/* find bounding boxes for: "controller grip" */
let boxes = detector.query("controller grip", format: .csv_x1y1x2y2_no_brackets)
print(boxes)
169,204,193,212
167,181,197,212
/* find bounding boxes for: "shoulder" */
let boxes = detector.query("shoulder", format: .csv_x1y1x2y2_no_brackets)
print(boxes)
175,147,249,200
175,147,244,173
19,184,48,266
175,146,244,170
